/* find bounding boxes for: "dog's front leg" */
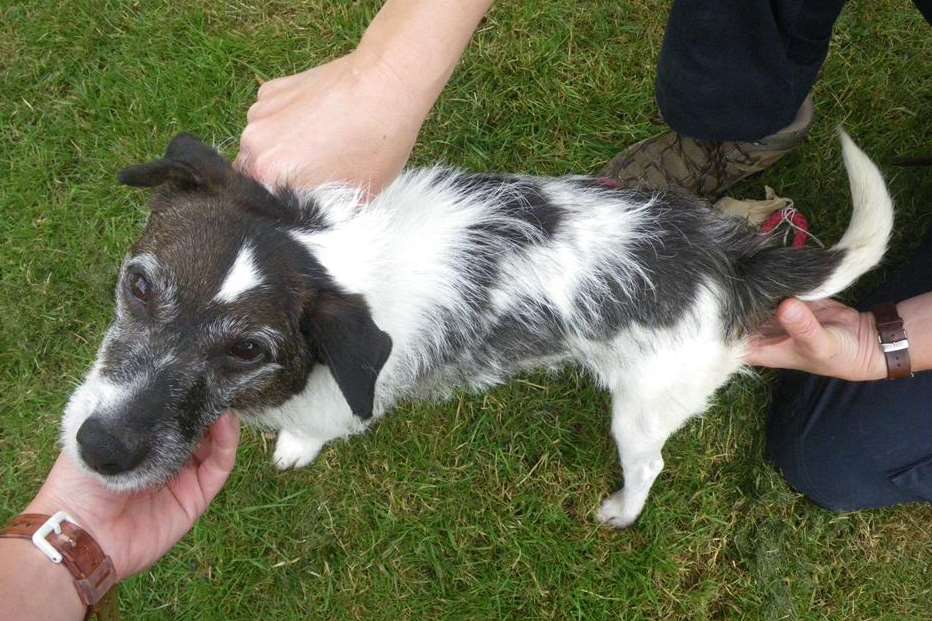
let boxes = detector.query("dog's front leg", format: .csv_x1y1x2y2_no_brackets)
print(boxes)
273,430,326,470
266,365,371,471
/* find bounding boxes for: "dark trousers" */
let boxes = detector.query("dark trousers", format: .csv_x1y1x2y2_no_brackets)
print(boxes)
656,0,932,511
766,232,932,511
657,0,932,141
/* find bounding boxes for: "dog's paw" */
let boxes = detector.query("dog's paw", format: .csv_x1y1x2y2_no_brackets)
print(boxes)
273,431,324,470
596,491,640,529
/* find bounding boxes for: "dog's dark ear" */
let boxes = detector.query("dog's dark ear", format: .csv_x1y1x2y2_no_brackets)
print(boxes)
304,292,392,420
117,133,232,190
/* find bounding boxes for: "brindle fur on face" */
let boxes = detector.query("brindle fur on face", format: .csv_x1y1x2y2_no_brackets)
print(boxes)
61,134,391,490
128,184,320,411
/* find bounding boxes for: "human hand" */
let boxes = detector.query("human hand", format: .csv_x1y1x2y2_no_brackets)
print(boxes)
25,413,240,580
745,298,887,381
236,50,427,196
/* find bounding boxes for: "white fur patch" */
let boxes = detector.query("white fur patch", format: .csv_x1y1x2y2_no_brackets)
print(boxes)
273,430,325,470
799,130,893,300
60,358,139,474
214,244,263,303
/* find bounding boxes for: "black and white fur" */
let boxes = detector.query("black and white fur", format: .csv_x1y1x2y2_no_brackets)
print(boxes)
62,131,892,527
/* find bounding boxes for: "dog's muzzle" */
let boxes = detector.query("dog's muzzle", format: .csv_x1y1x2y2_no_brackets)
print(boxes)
76,417,150,476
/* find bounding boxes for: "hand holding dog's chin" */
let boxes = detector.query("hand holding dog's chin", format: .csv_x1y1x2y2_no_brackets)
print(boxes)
24,413,240,581
745,298,887,381
235,49,425,197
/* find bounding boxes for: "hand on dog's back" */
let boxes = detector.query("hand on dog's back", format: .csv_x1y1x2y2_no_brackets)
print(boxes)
236,53,422,197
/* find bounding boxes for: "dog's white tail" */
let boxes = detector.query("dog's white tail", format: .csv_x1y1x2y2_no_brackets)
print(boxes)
798,131,894,300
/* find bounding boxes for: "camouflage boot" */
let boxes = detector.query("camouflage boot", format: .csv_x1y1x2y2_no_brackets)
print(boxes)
600,96,814,198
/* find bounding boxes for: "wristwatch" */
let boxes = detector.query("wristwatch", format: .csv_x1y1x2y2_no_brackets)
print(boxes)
0,512,119,620
872,302,913,380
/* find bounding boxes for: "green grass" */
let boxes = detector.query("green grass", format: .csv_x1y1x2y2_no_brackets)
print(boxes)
2,0,931,618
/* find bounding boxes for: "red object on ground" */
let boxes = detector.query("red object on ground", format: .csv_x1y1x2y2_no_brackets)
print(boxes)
760,207,812,248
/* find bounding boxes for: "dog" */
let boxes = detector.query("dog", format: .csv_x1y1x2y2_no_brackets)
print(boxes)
61,131,892,528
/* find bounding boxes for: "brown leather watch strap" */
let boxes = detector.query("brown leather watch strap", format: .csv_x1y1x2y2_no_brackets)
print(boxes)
1,513,119,620
872,302,913,380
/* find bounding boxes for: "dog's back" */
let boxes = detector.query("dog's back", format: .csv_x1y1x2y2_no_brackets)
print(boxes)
294,132,891,405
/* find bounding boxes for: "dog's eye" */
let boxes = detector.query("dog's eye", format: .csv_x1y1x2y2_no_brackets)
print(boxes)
229,339,265,363
129,273,151,301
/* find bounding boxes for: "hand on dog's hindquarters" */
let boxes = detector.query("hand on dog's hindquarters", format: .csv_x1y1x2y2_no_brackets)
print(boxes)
24,413,240,581
746,298,887,381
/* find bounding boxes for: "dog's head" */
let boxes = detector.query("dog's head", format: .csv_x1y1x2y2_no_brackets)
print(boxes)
62,134,391,490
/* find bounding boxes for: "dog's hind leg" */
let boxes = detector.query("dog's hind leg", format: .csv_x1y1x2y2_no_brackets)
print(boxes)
597,346,741,528
596,390,692,529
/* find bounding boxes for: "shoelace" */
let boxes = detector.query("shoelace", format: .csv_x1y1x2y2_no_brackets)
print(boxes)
759,207,824,249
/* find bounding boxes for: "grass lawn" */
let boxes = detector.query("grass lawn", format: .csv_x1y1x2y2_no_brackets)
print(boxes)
2,0,931,618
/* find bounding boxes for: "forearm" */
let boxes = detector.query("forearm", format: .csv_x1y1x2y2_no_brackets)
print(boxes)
897,291,932,373
356,0,494,116
237,0,493,189
0,539,85,621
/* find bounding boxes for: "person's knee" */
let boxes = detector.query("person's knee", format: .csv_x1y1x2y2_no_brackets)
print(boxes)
765,415,828,506
766,433,864,512
767,372,932,512
766,374,872,512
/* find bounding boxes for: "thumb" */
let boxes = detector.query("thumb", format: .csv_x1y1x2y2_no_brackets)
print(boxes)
232,148,251,174
777,298,827,351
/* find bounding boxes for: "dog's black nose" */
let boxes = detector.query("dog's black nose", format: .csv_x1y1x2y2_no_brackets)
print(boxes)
76,418,148,475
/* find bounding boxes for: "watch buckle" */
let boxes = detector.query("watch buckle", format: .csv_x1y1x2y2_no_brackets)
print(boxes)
32,510,80,563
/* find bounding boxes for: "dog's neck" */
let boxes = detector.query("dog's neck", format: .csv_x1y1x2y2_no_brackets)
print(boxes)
288,175,459,356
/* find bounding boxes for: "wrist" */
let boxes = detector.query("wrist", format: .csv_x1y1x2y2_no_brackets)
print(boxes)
862,310,889,381
897,293,932,373
24,493,108,560
0,537,86,621
354,0,492,116
349,42,438,119
1,509,119,621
